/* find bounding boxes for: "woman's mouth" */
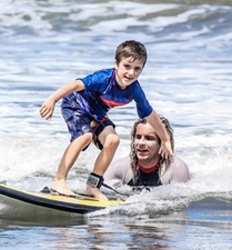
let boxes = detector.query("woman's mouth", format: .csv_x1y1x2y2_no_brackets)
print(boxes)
136,148,149,156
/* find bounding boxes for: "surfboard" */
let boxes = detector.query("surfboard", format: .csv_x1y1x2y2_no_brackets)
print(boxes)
0,184,124,214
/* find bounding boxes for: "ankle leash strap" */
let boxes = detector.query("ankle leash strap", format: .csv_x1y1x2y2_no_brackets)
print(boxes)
87,173,104,189
87,172,130,198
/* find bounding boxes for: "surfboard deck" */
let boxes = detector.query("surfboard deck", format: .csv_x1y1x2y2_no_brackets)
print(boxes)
0,184,124,214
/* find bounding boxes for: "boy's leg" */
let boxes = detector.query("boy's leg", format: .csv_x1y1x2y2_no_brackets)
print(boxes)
93,126,120,175
52,132,92,196
86,126,120,200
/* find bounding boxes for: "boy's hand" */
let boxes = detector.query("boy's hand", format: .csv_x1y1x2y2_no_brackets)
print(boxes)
40,97,56,120
159,140,173,160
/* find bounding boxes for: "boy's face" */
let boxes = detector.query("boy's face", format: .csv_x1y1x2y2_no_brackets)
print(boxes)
115,56,144,89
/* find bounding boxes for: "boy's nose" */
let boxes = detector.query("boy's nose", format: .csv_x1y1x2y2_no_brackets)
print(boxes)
128,69,135,77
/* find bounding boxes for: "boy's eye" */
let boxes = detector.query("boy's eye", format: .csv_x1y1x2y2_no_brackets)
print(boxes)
135,67,142,72
124,64,130,69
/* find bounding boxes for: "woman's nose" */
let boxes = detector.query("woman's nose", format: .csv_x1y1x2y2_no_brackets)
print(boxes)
137,137,145,145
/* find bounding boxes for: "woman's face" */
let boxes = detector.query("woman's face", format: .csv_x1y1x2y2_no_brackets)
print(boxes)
133,122,160,164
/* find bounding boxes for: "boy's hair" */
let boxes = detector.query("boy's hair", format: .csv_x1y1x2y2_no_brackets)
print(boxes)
115,40,147,67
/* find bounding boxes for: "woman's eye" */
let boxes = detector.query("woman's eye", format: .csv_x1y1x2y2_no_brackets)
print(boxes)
145,136,156,141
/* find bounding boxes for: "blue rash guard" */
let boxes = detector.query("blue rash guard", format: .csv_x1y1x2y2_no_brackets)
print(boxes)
78,68,152,120
61,68,153,144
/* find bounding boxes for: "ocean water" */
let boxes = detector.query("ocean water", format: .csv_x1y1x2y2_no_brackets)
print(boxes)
0,0,232,249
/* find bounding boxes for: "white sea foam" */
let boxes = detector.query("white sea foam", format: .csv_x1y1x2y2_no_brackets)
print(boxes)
69,2,178,21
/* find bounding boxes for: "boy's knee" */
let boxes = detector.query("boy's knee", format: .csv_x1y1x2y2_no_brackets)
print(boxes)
72,133,93,146
84,133,93,143
104,134,120,149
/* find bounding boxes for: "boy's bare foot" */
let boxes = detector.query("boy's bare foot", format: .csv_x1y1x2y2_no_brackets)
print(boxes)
51,179,75,197
86,185,108,201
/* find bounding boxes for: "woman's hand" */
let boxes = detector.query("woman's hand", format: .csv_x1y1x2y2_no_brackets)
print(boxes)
40,97,56,120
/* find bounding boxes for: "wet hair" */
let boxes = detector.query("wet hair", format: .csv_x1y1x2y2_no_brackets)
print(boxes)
115,40,147,67
129,116,174,182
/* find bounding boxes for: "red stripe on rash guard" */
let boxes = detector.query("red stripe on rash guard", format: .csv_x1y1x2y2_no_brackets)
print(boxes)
100,97,129,108
138,163,160,173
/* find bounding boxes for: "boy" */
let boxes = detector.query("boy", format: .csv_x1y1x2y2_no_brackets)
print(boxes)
40,40,173,200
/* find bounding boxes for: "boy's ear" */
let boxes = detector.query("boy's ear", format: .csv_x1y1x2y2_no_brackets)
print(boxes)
114,62,119,69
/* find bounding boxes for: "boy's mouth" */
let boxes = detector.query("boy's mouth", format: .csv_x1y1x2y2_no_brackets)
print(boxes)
124,75,134,81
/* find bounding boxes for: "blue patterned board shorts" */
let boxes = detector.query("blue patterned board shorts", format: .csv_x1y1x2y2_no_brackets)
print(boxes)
61,93,115,150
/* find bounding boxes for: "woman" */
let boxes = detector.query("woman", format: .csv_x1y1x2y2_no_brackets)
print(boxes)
104,117,190,186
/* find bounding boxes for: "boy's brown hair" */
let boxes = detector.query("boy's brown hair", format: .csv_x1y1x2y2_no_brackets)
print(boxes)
115,40,147,67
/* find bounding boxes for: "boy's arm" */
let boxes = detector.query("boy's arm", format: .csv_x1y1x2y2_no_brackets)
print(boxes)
146,111,173,160
40,79,85,120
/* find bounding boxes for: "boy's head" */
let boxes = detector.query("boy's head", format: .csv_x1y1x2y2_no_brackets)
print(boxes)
114,40,147,89
115,40,147,67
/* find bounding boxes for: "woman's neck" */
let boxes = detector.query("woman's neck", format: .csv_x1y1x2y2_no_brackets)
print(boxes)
138,158,160,173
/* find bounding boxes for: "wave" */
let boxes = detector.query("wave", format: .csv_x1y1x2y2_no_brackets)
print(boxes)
0,1,231,39
1,132,231,219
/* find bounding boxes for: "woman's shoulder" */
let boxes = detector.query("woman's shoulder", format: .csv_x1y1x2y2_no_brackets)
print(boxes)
171,155,188,168
104,155,132,182
161,155,190,184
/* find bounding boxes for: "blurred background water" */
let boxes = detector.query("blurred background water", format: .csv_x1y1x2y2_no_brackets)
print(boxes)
0,0,232,249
